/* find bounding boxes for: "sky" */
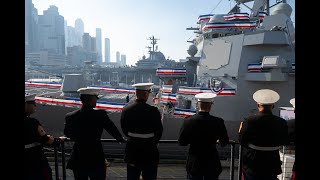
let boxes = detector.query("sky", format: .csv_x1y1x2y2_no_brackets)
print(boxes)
32,0,295,66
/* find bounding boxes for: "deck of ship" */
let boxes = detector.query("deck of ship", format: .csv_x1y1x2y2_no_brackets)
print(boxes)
43,139,295,180
50,161,240,180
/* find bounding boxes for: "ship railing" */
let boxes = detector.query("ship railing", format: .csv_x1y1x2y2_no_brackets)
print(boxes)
48,138,294,180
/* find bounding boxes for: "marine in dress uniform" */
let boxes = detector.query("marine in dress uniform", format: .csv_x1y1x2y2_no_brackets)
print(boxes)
120,83,163,180
64,88,124,180
24,93,55,180
178,93,229,180
238,89,290,180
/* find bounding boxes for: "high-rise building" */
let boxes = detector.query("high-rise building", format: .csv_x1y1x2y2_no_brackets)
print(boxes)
91,37,96,52
121,54,126,66
116,51,120,64
82,33,91,52
25,51,66,67
75,18,84,46
96,28,102,64
38,5,65,55
25,0,39,53
64,20,67,54
104,38,110,63
66,46,87,66
66,26,77,47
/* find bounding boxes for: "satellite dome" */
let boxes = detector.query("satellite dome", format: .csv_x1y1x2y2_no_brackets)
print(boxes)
209,14,225,23
271,3,292,17
187,45,198,57
151,51,166,61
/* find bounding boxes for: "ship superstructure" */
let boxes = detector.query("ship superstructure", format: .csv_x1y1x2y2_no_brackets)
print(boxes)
175,0,295,122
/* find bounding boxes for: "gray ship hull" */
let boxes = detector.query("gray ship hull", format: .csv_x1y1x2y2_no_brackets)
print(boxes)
32,104,240,159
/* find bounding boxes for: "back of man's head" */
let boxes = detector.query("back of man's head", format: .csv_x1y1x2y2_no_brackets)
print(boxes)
80,94,95,104
77,88,100,107
198,101,212,112
195,93,216,112
136,89,150,101
132,83,153,102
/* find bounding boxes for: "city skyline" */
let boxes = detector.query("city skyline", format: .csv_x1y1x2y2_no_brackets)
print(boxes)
32,0,295,65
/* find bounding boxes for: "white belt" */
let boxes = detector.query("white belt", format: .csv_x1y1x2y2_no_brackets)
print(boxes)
25,142,41,149
128,132,154,138
248,144,281,151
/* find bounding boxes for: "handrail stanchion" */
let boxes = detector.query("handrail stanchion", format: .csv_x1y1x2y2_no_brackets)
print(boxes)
60,137,67,180
230,141,235,180
237,145,243,180
54,138,60,180
281,146,285,180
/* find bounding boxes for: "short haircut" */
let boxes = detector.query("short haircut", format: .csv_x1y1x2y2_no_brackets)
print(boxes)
199,101,212,110
260,104,273,109
80,94,96,103
258,104,274,112
136,89,149,98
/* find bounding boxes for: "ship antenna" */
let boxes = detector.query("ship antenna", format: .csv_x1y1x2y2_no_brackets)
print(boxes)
147,36,160,53
147,36,160,60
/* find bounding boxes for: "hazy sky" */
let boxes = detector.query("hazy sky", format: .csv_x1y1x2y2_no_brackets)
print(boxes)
32,0,295,66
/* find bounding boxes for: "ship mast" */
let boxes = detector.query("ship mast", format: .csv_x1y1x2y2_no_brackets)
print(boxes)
146,36,159,60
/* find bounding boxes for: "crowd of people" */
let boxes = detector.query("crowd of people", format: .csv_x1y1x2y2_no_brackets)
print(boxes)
25,84,295,180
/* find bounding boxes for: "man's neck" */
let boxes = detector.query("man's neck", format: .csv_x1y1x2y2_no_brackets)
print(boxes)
136,99,147,102
199,110,209,112
82,104,94,109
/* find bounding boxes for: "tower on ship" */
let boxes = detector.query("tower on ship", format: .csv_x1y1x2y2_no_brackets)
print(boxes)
135,36,168,69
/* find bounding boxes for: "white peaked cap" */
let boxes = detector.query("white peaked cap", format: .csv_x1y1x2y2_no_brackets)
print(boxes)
25,93,36,102
132,83,154,90
253,89,280,105
77,87,100,95
290,98,295,108
195,93,217,102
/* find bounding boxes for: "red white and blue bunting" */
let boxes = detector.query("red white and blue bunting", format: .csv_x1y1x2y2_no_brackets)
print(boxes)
247,63,262,72
161,85,173,93
34,96,125,111
161,93,177,103
25,81,62,89
203,21,257,31
224,13,249,21
88,86,135,94
177,86,236,96
247,62,295,72
156,68,187,75
197,14,214,23
258,11,268,19
174,108,196,117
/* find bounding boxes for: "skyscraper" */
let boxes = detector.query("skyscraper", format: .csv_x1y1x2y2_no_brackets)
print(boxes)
91,37,96,52
66,26,77,47
75,18,84,46
38,5,65,55
25,0,39,53
104,38,110,63
96,28,102,64
121,54,126,66
116,51,120,64
64,20,67,54
82,33,91,52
